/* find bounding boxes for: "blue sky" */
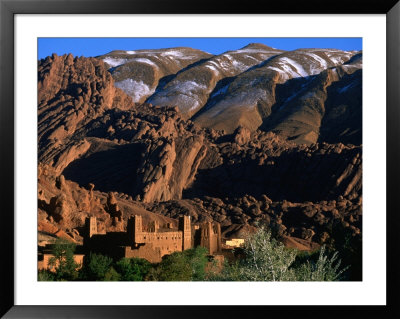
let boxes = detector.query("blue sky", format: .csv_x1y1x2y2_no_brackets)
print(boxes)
38,38,362,60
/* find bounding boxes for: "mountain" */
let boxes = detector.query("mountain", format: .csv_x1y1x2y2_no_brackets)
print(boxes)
37,45,362,275
195,49,361,144
98,44,361,145
146,43,284,117
98,47,213,104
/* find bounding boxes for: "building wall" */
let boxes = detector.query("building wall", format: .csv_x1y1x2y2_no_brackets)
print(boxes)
179,215,192,250
134,231,184,256
85,216,97,238
225,238,245,247
199,222,222,255
82,215,221,264
124,244,163,264
127,215,190,256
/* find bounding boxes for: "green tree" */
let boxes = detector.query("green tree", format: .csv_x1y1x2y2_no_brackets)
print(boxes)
212,228,296,281
148,247,209,281
80,253,113,281
183,246,209,281
150,251,191,281
210,227,347,281
48,238,79,281
115,258,151,281
103,266,121,281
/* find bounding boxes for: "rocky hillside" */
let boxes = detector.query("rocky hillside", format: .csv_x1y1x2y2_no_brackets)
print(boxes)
37,45,362,276
97,44,361,145
98,47,213,104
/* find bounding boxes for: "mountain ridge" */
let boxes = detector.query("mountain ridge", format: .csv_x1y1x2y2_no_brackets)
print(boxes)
95,44,361,144
37,44,362,273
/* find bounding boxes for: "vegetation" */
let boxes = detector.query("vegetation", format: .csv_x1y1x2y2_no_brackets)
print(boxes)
147,247,208,281
47,238,79,281
38,228,348,282
208,227,348,281
293,246,348,281
330,225,362,281
115,258,151,281
80,253,114,281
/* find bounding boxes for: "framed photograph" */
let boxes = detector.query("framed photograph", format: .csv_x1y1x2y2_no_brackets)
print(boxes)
1,0,399,317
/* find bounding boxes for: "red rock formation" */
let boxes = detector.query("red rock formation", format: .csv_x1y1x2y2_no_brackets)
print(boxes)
37,51,362,263
38,53,134,174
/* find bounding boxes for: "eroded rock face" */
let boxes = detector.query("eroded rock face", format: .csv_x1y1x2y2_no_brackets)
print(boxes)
53,103,216,203
142,192,362,247
187,133,362,203
38,53,134,174
133,134,207,202
38,49,362,267
38,54,362,205
38,164,178,239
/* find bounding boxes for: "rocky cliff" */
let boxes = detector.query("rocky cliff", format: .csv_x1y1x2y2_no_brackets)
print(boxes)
37,45,362,269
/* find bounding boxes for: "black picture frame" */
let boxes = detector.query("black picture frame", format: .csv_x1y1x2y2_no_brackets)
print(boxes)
1,0,399,318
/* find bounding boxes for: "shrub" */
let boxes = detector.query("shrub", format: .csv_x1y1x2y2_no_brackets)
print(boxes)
149,251,191,281
211,228,296,281
80,253,113,281
148,247,209,281
115,258,151,281
183,246,209,281
103,266,121,281
294,246,349,281
210,227,348,281
48,238,79,281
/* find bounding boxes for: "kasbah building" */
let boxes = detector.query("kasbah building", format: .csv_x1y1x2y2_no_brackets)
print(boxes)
38,214,241,271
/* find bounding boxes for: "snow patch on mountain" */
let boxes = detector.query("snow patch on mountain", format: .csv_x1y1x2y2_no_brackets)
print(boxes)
103,57,127,67
280,57,309,77
244,55,262,62
161,50,199,60
223,54,250,72
325,52,352,65
341,64,361,74
148,80,208,112
168,80,208,93
115,79,154,103
274,57,308,79
205,64,220,74
132,58,159,68
305,53,329,72
265,66,290,81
